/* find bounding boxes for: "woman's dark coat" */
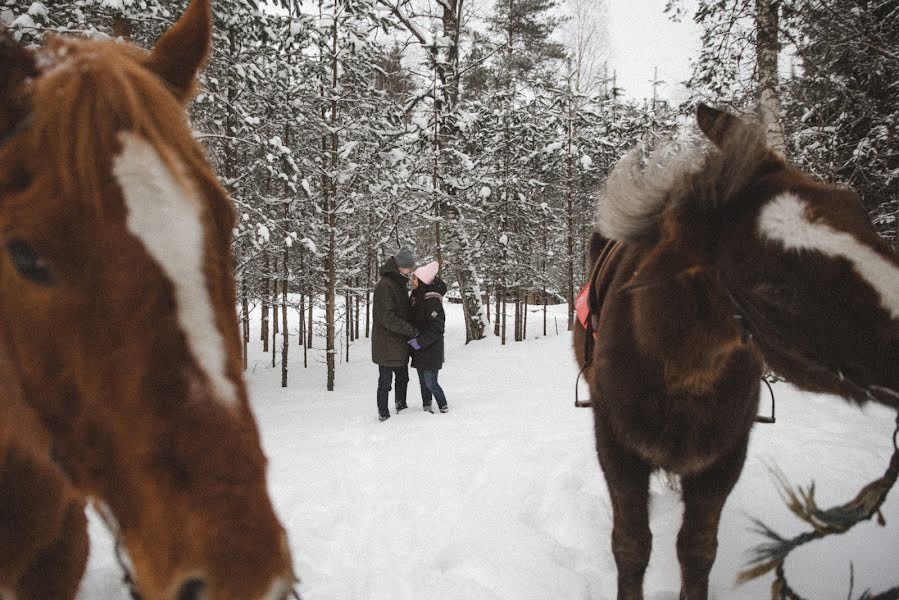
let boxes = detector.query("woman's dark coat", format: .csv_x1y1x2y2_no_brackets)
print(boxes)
371,256,417,367
410,277,447,370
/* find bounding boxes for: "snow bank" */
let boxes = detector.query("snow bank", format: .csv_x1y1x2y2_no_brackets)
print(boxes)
78,303,899,599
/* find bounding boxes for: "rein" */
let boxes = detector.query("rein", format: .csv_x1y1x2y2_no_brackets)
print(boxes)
726,284,899,408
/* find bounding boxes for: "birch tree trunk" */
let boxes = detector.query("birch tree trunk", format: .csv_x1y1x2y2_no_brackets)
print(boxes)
377,0,486,342
756,0,786,154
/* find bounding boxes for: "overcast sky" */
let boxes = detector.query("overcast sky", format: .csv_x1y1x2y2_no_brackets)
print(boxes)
606,0,700,102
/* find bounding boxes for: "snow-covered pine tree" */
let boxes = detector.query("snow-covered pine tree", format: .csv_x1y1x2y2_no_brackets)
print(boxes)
782,0,899,247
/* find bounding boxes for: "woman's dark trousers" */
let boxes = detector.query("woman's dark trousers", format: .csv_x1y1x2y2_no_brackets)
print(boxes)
417,368,447,409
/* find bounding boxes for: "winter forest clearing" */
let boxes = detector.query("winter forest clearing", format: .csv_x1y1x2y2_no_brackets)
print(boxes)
1,0,898,599
75,302,899,600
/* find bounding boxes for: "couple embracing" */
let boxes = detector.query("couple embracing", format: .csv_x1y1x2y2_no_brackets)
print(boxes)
371,248,449,422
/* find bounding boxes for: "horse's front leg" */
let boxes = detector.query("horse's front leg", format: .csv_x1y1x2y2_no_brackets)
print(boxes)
677,437,748,600
595,417,653,600
0,440,88,600
16,494,88,600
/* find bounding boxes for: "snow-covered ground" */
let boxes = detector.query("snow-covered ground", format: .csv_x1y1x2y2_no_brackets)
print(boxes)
78,302,898,599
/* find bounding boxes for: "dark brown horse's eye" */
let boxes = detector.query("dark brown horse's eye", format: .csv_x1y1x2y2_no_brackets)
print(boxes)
754,282,797,308
6,239,55,286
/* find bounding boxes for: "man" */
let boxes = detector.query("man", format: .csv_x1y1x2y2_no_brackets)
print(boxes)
371,247,417,421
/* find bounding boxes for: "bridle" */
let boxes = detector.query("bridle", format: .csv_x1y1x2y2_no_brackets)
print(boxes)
725,281,899,408
616,262,899,408
1,109,305,600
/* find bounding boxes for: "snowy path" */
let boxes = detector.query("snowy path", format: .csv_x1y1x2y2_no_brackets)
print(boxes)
78,303,897,599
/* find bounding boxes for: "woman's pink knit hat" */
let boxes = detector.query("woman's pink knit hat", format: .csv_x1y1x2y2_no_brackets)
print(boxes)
414,261,439,285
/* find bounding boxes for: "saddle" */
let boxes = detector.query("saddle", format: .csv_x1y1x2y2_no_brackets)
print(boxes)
577,238,623,344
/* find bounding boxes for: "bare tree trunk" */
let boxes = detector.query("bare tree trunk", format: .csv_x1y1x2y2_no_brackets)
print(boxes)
298,253,305,347
345,288,351,363
272,265,280,336
297,251,304,348
365,286,371,339
271,254,278,368
304,293,311,368
307,294,314,349
354,276,360,340
262,251,270,349
325,7,339,391
522,292,528,340
565,92,575,331
494,285,501,337
241,279,249,370
543,293,547,337
298,295,305,346
756,0,786,154
281,207,289,387
366,211,372,339
501,291,507,346
281,269,288,387
514,289,521,342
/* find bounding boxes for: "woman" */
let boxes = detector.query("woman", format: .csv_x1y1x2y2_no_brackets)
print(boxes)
407,261,449,413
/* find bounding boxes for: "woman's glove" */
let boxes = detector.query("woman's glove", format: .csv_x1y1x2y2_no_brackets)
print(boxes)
407,338,421,350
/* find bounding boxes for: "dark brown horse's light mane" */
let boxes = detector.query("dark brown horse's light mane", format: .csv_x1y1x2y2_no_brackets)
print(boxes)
27,36,223,221
596,124,769,242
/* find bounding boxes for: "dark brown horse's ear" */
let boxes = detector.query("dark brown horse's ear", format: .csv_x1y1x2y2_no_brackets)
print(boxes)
696,103,748,148
0,28,36,132
145,0,212,102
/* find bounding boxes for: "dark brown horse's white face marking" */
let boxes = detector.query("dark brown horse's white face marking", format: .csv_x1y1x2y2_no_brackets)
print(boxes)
758,192,899,321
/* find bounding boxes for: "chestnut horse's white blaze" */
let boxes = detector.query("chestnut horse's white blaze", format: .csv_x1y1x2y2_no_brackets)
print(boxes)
759,192,899,319
112,131,237,406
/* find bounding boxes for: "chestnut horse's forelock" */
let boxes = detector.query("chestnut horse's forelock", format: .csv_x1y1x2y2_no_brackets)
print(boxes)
31,37,225,221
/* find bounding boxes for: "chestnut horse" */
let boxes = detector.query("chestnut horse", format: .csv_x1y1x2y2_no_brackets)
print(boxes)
576,104,899,600
0,1,295,599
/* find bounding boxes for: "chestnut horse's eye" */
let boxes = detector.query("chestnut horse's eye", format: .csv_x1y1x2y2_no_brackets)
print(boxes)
6,239,55,286
176,578,207,600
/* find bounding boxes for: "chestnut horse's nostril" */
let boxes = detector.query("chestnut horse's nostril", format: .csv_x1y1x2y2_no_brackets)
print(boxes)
176,578,206,600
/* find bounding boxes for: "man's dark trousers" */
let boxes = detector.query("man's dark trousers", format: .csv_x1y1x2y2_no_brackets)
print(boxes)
377,366,409,417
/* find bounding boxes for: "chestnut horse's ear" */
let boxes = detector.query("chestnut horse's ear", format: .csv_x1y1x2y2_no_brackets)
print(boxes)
145,0,212,102
0,28,36,132
696,103,749,148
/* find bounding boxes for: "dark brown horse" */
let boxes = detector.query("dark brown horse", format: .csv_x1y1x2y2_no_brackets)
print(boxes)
0,1,295,598
575,104,899,600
